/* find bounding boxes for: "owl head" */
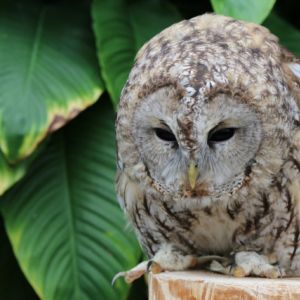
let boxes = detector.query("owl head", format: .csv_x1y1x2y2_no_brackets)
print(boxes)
116,14,300,202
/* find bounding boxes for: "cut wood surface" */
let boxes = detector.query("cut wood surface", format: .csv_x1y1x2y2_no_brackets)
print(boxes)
148,270,300,300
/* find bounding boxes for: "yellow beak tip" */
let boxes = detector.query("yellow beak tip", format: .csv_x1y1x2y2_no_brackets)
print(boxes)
188,163,198,189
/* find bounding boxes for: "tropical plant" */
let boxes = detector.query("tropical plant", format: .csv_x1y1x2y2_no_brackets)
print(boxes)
0,0,299,299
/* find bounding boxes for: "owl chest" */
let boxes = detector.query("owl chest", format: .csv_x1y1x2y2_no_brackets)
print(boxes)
134,177,293,258
190,209,240,255
135,196,241,256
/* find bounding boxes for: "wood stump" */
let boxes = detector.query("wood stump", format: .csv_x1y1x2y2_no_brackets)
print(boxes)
148,270,300,300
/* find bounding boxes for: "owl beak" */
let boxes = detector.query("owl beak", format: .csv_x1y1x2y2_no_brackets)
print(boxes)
188,163,198,189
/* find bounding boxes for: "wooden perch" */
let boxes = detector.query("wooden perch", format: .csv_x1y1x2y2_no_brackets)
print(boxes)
148,270,300,300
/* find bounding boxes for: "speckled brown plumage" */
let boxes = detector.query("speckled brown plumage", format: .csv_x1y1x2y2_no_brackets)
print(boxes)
115,14,300,279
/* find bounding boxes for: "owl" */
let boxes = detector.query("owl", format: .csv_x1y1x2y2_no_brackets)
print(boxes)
113,14,300,284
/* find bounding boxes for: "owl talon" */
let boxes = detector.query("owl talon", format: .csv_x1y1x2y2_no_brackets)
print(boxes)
111,271,128,289
111,260,148,288
276,265,283,278
228,263,237,277
146,260,152,274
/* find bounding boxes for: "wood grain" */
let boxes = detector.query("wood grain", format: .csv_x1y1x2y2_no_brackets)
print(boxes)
148,270,300,300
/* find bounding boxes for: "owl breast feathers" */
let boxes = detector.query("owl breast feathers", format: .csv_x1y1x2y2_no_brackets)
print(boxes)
115,14,300,279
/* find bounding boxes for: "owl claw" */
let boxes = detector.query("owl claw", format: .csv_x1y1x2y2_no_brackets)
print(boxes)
228,263,237,277
111,261,148,288
146,261,152,274
111,271,128,289
276,265,283,279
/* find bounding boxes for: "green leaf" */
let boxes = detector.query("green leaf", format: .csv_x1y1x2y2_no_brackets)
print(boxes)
0,0,104,163
0,216,40,300
0,96,141,300
92,0,181,109
210,0,276,24
0,138,47,196
263,13,300,57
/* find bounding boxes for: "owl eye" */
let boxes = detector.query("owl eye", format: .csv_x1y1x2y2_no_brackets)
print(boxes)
209,128,236,143
155,128,177,142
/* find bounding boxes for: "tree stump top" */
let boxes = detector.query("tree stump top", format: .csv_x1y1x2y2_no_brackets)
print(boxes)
148,270,300,300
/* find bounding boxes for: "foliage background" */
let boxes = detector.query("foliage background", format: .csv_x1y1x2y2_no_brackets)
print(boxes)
0,0,299,299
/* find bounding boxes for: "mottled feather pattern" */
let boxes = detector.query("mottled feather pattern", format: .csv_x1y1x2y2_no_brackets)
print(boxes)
115,14,300,276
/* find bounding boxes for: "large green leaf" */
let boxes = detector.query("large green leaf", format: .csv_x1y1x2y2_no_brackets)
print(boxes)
0,0,104,163
210,0,276,24
92,0,181,109
263,13,300,57
0,139,46,196
0,216,39,300
0,96,140,300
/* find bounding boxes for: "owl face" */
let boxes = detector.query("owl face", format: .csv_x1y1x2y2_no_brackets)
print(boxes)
131,84,262,197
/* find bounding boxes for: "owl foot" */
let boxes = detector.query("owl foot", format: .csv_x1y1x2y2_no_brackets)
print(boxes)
146,255,197,274
148,244,197,273
232,251,285,278
111,261,148,287
111,244,197,287
206,251,285,279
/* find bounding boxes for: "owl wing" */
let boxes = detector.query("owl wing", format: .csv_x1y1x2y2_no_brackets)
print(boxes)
279,45,300,107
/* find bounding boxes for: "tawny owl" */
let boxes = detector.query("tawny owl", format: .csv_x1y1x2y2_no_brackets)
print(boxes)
113,14,300,283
